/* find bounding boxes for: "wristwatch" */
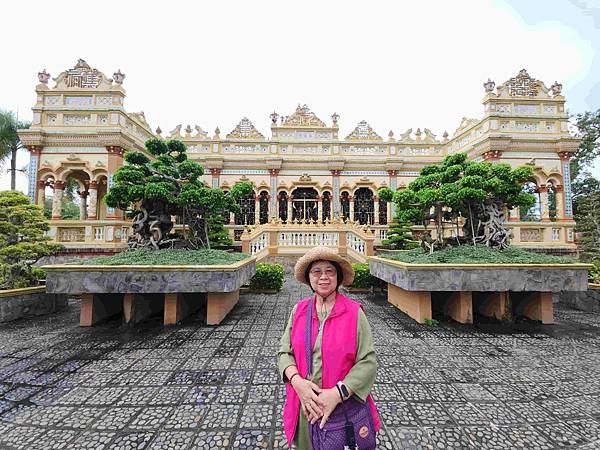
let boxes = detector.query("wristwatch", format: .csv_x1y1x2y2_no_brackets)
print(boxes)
336,381,350,401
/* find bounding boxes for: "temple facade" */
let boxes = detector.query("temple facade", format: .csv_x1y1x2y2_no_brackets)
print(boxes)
18,60,580,253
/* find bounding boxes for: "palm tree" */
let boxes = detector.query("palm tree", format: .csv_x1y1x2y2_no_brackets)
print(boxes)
0,110,31,190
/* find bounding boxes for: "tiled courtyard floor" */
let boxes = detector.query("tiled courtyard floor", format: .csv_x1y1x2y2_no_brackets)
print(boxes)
1,274,600,449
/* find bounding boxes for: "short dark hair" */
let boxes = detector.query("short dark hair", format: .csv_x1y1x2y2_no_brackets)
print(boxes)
305,260,344,292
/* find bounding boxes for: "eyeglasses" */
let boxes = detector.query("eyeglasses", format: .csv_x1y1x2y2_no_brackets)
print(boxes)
309,268,337,278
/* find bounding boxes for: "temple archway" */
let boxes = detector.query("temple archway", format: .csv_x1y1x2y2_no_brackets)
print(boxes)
291,187,318,222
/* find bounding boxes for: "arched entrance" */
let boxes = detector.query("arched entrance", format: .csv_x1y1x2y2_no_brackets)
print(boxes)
354,187,374,225
291,188,318,222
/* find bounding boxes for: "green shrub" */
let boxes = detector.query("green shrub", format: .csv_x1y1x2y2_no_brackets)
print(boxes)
349,263,385,290
590,260,600,284
81,249,247,265
249,263,284,292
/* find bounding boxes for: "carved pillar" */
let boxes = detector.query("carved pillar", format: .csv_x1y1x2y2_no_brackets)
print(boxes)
27,146,43,203
51,181,65,220
317,195,322,222
87,181,98,220
36,179,47,207
269,169,279,219
287,197,293,223
106,146,125,220
559,152,573,217
555,185,565,219
349,196,355,221
508,207,519,222
78,190,88,220
538,185,549,220
331,170,341,219
254,195,260,225
387,202,392,224
388,170,398,218
210,168,221,189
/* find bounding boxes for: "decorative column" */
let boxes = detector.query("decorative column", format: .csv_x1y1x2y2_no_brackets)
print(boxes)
27,146,43,203
349,196,355,222
388,170,398,218
51,181,65,220
87,181,98,219
254,195,260,225
373,196,379,225
287,196,293,223
106,146,125,220
539,185,549,220
555,185,565,220
387,202,392,224
210,168,221,189
36,179,47,207
508,207,519,222
331,170,341,219
317,195,323,222
558,152,573,218
269,169,279,219
78,190,88,220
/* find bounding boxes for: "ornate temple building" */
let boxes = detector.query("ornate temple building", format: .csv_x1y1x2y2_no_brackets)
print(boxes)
19,60,579,254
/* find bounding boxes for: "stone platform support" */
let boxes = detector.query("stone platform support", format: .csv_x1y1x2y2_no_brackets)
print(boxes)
388,284,431,323
207,290,240,325
514,291,554,324
443,291,473,324
474,291,509,321
123,293,164,325
163,293,205,325
80,293,123,326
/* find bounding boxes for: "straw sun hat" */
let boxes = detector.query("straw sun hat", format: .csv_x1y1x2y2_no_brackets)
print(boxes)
294,246,355,287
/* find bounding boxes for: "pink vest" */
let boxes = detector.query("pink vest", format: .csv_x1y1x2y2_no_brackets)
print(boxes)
282,292,381,446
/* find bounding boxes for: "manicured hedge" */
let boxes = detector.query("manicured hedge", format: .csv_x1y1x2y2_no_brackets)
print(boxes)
349,263,385,290
249,263,285,292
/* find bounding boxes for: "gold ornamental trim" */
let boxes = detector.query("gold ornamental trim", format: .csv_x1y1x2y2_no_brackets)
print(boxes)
0,286,47,298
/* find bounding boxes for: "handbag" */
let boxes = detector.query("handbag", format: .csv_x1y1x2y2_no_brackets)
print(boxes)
305,299,376,450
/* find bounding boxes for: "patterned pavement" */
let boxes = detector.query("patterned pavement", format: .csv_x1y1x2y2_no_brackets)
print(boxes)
1,274,600,449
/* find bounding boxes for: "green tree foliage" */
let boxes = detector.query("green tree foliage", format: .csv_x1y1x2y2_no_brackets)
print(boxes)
0,191,62,289
104,138,253,249
391,153,535,249
0,110,30,191
381,221,419,250
573,109,600,181
574,188,600,262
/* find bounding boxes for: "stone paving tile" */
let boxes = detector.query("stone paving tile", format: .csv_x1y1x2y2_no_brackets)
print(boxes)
1,272,600,449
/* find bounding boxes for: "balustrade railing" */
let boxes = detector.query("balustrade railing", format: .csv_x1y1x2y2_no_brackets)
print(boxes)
47,220,130,249
241,219,375,261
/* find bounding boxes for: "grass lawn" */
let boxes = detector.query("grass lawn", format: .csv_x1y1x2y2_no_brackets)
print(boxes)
381,245,577,265
80,249,249,266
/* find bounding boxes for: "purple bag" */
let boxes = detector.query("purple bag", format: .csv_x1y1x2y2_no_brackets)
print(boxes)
305,300,376,450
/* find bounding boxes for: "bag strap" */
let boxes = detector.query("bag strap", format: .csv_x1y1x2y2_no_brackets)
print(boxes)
305,298,313,377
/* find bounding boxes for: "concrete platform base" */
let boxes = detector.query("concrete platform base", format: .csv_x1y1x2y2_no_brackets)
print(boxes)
163,293,205,325
388,284,431,323
474,291,510,321
207,290,240,325
514,291,554,324
443,291,473,324
123,293,164,325
80,293,123,326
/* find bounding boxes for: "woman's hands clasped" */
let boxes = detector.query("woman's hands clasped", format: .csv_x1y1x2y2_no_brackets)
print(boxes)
291,377,324,422
291,377,341,428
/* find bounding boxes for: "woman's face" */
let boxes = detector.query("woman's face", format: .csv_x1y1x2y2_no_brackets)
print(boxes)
308,260,338,298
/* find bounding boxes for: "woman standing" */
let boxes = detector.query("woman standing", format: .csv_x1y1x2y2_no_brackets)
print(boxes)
278,246,380,449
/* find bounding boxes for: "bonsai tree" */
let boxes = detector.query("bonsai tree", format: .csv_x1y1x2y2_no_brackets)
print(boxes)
104,138,253,249
0,191,62,289
378,187,419,250
392,153,535,250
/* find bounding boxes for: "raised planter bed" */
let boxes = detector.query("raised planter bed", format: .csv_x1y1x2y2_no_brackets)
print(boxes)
0,286,68,323
369,256,591,325
43,258,256,326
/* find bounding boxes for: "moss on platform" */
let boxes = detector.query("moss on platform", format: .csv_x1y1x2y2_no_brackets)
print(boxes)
381,245,576,265
80,249,249,266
